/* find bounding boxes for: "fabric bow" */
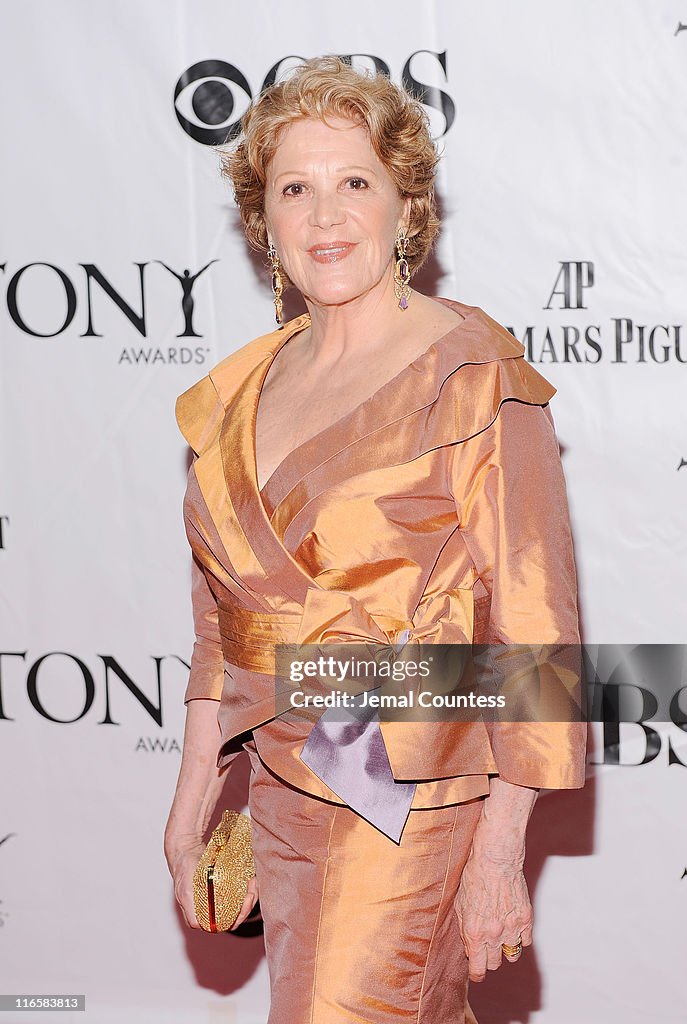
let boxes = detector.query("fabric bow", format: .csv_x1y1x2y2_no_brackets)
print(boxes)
295,587,469,843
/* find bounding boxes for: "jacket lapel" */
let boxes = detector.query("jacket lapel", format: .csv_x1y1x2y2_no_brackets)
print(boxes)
177,314,312,610
217,319,320,607
264,300,556,541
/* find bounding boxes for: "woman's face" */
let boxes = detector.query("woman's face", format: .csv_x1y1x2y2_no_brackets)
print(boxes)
263,116,411,310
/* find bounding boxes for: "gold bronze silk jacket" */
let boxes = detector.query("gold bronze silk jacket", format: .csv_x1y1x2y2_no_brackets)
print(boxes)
176,297,587,836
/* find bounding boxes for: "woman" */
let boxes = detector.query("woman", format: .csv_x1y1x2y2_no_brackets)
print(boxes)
164,56,586,1024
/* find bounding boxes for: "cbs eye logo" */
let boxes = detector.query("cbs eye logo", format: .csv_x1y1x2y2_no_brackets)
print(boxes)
174,59,265,146
174,53,455,145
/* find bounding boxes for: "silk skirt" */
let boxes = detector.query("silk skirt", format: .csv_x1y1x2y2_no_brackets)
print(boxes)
244,738,483,1024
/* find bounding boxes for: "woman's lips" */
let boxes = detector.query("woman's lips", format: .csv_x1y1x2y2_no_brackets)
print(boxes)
307,242,356,264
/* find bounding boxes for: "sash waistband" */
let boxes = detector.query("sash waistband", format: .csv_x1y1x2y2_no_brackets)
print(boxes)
216,599,412,675
217,603,300,674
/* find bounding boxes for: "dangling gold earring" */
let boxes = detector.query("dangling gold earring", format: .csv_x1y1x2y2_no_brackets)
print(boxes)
394,229,411,311
267,243,284,325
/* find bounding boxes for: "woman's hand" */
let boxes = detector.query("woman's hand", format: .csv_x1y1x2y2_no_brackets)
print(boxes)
454,846,534,983
166,837,260,932
166,838,208,930
229,874,260,930
454,776,539,983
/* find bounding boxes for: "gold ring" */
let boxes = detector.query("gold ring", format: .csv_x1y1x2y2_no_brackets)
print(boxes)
502,938,523,957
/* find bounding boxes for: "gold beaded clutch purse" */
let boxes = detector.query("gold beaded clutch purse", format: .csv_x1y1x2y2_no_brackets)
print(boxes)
192,810,255,932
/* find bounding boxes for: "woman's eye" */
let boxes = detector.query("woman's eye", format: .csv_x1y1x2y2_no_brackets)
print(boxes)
347,177,368,190
283,183,306,197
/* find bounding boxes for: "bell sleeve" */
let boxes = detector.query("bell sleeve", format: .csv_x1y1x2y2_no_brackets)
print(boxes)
450,397,587,789
181,551,225,704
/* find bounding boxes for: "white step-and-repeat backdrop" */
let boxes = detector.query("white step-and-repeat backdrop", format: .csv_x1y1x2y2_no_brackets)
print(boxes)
1,2,685,1021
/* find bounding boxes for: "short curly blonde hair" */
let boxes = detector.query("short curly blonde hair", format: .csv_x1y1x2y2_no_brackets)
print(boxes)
220,56,440,273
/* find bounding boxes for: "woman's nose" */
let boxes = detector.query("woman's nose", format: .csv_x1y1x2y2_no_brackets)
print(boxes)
309,191,346,230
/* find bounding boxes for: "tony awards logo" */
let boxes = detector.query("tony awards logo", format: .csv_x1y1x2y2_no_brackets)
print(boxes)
0,260,217,365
